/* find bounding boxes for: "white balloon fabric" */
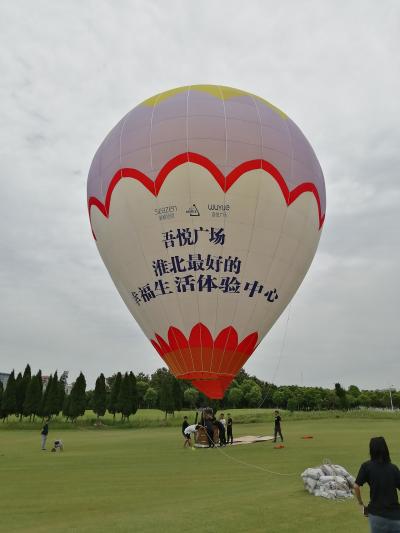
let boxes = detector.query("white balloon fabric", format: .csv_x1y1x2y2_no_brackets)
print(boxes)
87,85,325,399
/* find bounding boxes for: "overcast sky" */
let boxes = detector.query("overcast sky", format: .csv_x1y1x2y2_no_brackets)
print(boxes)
1,1,399,390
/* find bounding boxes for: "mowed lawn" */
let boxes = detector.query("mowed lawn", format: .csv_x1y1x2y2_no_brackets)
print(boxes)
1,418,400,533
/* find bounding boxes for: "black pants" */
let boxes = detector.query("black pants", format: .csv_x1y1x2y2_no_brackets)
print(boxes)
227,428,233,444
274,426,283,442
205,421,214,447
219,428,226,446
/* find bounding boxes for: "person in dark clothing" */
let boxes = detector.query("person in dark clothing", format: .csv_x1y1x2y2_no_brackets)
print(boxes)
354,436,400,532
226,413,233,444
216,417,226,447
182,416,190,448
218,414,227,447
273,410,283,443
205,418,215,447
41,418,49,450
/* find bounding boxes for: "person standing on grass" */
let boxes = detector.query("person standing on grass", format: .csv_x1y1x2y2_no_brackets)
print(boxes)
273,410,283,443
227,413,233,444
354,436,400,532
204,418,215,447
182,416,190,447
41,418,49,450
218,414,227,446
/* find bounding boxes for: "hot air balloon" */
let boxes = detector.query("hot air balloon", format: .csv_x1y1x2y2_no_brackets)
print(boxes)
87,85,325,399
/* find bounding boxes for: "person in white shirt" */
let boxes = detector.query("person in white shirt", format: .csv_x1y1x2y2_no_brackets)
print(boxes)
184,424,200,447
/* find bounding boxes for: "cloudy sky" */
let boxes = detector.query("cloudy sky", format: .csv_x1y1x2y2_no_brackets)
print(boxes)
1,1,399,390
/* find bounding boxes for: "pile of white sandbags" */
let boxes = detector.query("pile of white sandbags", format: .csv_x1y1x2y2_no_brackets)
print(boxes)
301,463,355,500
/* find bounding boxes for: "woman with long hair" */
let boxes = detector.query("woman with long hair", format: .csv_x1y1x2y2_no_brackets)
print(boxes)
354,437,400,532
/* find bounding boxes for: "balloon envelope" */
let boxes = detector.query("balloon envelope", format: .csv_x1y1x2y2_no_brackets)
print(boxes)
87,85,325,399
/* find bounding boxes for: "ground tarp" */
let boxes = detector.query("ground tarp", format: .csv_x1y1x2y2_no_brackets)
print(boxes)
232,435,274,445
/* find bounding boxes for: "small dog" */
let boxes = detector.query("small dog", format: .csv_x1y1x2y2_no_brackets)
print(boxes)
51,439,64,452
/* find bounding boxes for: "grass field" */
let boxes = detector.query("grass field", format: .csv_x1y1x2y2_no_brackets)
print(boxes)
3,407,400,430
2,417,400,532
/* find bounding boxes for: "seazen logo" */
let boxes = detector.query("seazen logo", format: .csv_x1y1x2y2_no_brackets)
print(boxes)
154,205,177,221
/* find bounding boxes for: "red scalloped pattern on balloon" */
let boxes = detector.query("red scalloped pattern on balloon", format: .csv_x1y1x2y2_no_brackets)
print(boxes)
149,322,259,399
88,152,325,238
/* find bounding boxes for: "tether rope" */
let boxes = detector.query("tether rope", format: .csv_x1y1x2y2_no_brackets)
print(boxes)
257,305,292,408
194,424,296,477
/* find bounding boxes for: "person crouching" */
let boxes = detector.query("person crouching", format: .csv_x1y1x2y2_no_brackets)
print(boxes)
184,424,200,448
51,439,64,452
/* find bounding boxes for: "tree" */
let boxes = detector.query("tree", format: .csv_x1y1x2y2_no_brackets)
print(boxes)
234,369,250,385
2,370,17,419
57,376,66,415
347,394,359,409
172,377,183,412
44,372,61,418
324,390,339,409
244,384,262,407
335,383,348,409
357,393,371,408
108,372,122,420
184,387,199,409
258,382,277,408
302,388,321,410
159,373,176,417
15,372,24,420
272,390,286,408
287,397,297,412
0,381,4,420
93,373,107,418
68,373,87,421
227,387,243,408
106,374,117,391
136,380,149,408
86,390,94,410
129,372,138,417
348,385,360,397
150,368,171,395
143,387,158,408
392,392,400,409
21,364,32,417
117,372,139,419
62,394,71,420
23,372,42,421
136,372,150,383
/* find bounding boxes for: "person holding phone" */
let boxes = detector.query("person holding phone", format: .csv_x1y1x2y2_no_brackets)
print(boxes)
354,436,400,532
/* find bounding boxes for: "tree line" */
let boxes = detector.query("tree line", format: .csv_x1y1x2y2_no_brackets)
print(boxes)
1,365,398,422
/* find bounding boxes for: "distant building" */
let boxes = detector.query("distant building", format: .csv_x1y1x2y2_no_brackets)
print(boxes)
0,372,10,388
42,375,50,390
60,371,72,393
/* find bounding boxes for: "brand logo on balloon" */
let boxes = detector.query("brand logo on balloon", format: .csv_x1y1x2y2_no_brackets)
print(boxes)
87,85,326,399
185,204,200,216
154,205,177,221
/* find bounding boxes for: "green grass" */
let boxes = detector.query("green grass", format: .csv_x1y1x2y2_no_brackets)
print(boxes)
1,417,400,532
2,407,400,430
